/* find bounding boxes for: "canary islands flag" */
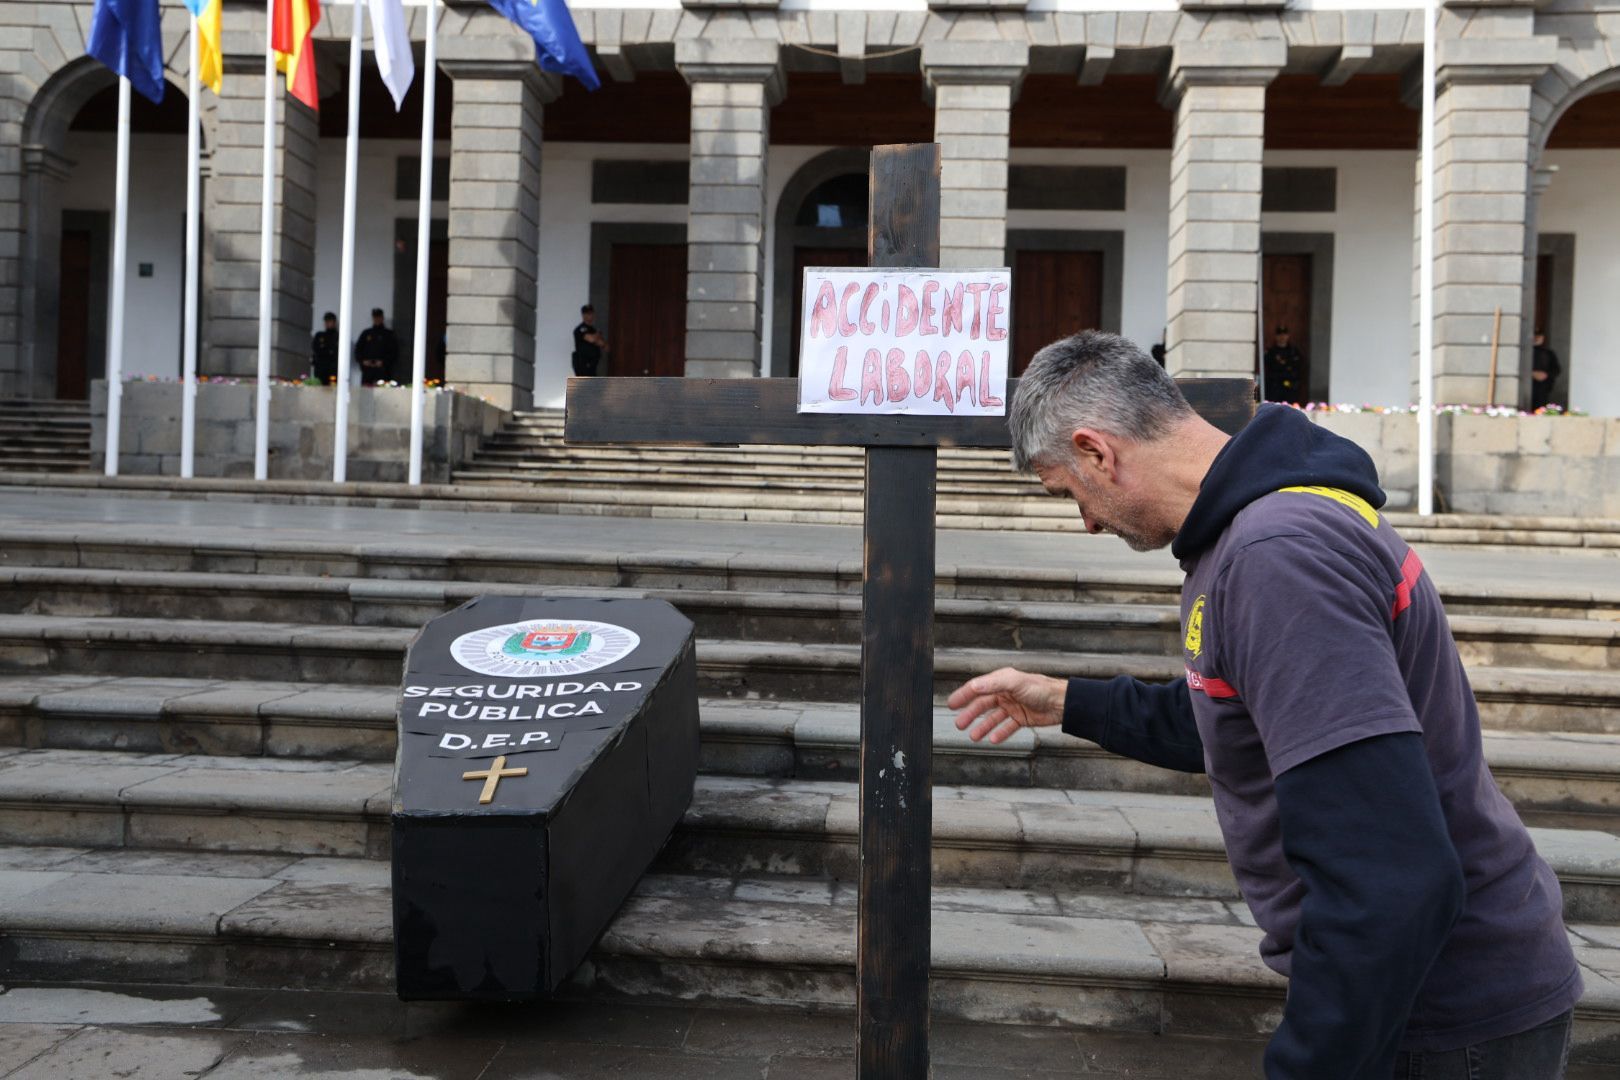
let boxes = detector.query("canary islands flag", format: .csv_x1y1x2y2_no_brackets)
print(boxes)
86,0,165,104
273,0,322,110
183,0,223,95
486,0,600,91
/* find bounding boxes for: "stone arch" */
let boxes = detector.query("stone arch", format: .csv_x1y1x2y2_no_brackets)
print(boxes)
24,55,207,154
768,147,870,376
1530,59,1620,160
1518,49,1620,407
19,55,209,399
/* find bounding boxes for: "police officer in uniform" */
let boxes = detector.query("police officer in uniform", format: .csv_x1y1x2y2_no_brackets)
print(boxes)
1263,325,1306,405
311,312,339,384
572,304,608,376
1530,331,1562,411
355,308,399,385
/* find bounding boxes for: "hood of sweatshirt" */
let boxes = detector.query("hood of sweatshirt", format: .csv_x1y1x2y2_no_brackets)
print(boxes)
1170,403,1386,562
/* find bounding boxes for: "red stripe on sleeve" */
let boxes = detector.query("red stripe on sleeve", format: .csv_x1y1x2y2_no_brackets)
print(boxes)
1392,548,1424,619
1186,668,1238,699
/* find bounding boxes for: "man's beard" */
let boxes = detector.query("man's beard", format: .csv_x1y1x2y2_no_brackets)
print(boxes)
1079,477,1173,552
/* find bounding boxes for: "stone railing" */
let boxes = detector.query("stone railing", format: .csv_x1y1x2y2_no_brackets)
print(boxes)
1309,411,1620,517
90,380,507,484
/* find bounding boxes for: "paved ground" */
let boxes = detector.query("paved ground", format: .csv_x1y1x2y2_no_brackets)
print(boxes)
2,490,1616,595
0,983,1276,1079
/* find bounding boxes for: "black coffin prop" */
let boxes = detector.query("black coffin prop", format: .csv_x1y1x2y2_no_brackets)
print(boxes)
391,596,699,1000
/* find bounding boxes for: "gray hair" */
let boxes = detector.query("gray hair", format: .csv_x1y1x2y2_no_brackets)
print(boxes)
1009,331,1193,473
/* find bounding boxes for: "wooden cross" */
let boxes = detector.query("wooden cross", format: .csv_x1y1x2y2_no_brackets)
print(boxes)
566,143,1254,1079
462,755,529,805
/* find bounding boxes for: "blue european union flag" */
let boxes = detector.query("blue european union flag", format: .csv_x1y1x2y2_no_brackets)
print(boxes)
86,0,166,105
487,0,601,92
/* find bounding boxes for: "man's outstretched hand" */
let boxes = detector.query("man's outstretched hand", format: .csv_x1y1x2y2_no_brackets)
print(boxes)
948,668,1067,744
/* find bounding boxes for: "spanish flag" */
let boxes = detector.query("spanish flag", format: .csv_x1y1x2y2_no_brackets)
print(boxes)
272,0,321,110
183,0,222,95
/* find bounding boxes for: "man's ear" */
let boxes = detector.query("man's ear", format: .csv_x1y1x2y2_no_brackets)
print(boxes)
1070,428,1117,481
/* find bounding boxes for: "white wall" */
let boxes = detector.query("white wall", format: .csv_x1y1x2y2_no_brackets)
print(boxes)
338,143,1426,409
1008,147,1172,351
534,142,688,407
763,145,838,379
1261,149,1415,408
79,135,1617,418
309,136,448,374
1538,150,1620,419
62,132,188,380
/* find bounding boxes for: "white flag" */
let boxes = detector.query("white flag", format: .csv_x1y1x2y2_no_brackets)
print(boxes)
367,0,415,111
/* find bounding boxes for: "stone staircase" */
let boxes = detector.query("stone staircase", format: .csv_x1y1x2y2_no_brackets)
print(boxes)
1,525,1618,1064
0,399,92,473
450,409,1620,549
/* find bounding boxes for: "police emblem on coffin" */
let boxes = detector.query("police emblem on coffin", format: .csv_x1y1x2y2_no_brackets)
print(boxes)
449,619,641,678
391,596,699,1001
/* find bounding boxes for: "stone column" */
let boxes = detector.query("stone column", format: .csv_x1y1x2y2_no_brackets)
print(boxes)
1160,40,1284,378
922,42,1027,269
676,39,781,378
206,57,318,378
15,146,73,399
441,60,553,411
0,82,27,399
1421,35,1556,404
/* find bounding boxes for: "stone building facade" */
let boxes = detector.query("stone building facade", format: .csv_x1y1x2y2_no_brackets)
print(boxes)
2,0,1618,413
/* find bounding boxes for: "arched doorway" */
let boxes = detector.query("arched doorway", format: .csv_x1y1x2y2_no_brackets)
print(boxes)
21,59,201,400
770,149,868,377
1526,68,1620,414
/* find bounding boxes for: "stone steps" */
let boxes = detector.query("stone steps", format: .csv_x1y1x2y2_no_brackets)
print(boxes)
3,615,1618,732
7,473,1620,548
454,464,1027,498
465,444,1025,474
1,847,1617,1052
0,432,93,449
472,439,1019,471
0,841,1300,1029
0,457,94,474
6,567,1617,670
0,749,1615,922
2,677,1617,830
2,510,1619,1056
5,527,1616,620
0,401,93,475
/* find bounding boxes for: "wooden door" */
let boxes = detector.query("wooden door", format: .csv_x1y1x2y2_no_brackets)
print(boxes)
392,218,450,383
790,246,865,376
608,243,687,377
1012,249,1103,374
1262,253,1312,394
56,229,93,399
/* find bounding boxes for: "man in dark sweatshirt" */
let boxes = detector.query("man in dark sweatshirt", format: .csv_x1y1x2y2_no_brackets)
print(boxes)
949,331,1581,1078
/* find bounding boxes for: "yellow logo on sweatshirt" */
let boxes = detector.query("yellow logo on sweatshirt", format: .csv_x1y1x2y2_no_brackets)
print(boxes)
1279,486,1380,529
1185,595,1206,660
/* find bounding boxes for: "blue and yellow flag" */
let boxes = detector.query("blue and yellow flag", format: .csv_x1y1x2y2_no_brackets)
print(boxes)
86,0,165,104
183,0,223,95
486,0,600,91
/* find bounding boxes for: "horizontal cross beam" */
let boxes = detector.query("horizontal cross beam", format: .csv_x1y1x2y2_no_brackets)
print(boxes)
564,376,1254,448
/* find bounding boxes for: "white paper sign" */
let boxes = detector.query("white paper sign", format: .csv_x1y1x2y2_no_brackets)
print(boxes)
796,267,1010,417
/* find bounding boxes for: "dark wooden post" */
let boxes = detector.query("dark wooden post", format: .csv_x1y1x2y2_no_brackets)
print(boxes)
858,144,940,1080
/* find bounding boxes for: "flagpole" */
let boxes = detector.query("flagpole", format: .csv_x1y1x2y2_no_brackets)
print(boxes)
333,0,363,483
181,24,202,479
105,77,132,477
1418,0,1436,516
408,0,436,486
256,0,277,480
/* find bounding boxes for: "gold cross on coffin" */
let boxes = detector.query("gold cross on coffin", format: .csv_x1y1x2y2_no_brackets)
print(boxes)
462,755,528,805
